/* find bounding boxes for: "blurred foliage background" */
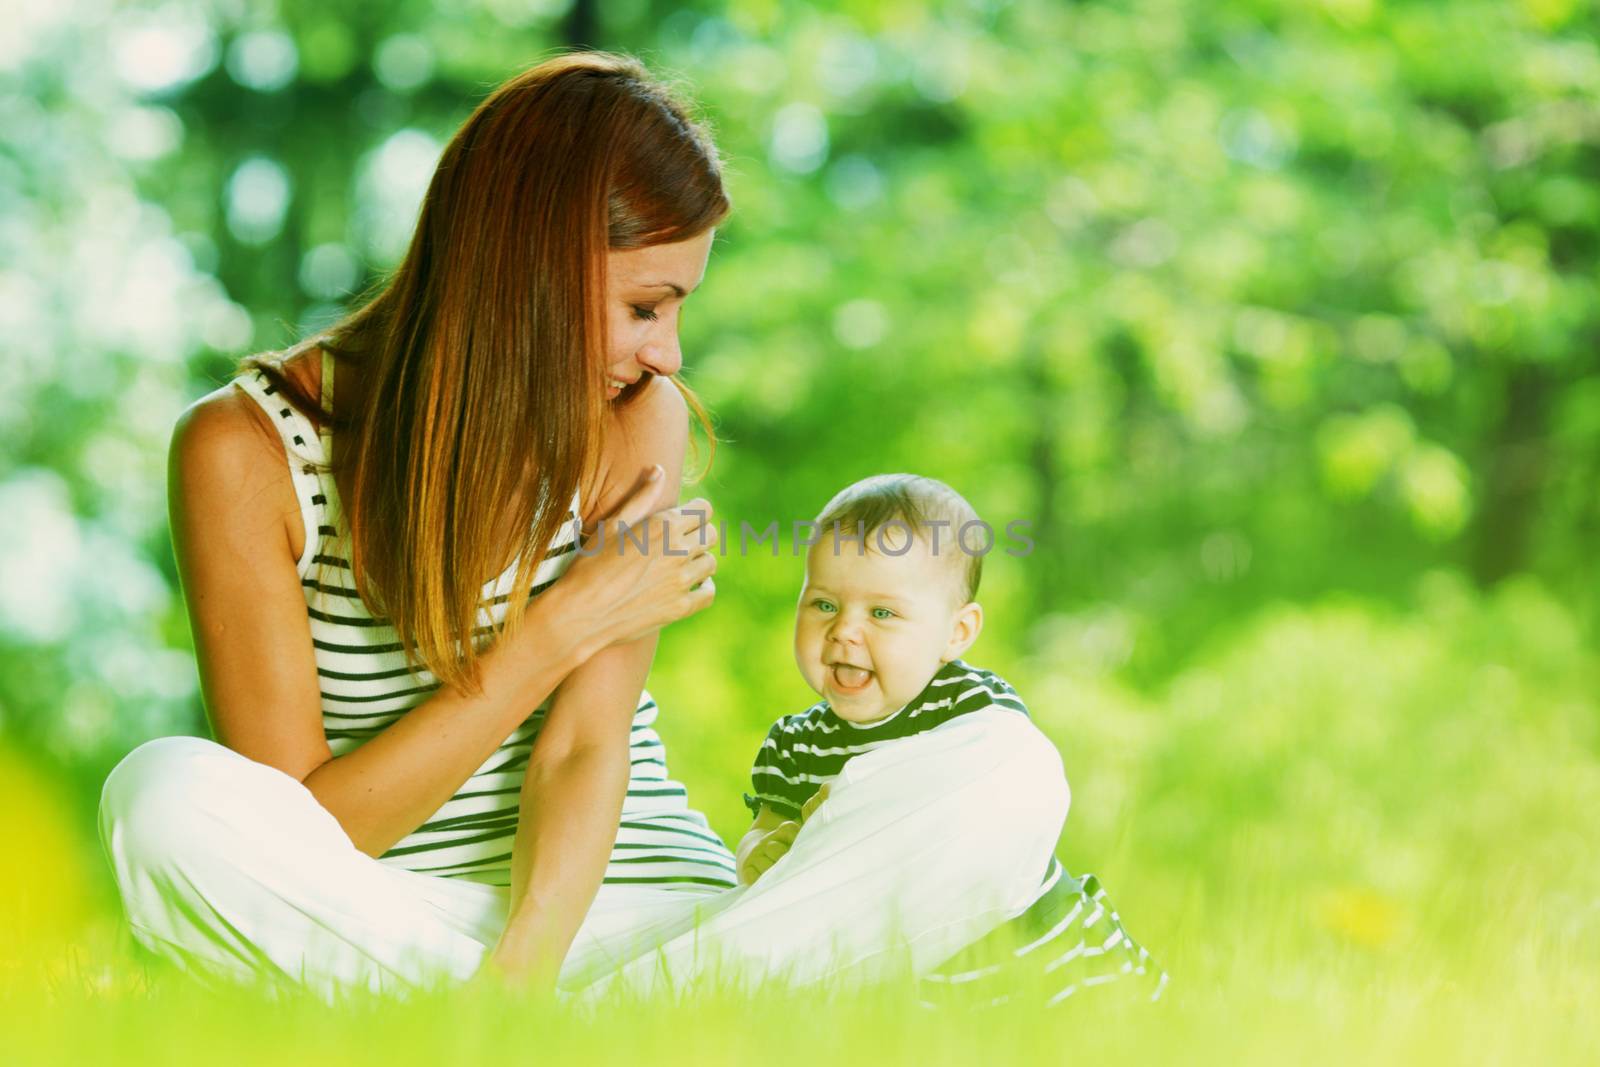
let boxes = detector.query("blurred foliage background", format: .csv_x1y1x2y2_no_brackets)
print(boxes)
2,0,1598,1050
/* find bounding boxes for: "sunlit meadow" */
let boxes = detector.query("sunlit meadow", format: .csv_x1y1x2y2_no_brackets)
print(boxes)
6,570,1597,1062
5,0,1598,1061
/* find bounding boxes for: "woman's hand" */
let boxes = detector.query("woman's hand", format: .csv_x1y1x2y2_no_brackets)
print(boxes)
554,464,719,657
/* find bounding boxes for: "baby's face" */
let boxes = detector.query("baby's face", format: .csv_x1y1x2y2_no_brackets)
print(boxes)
794,531,969,725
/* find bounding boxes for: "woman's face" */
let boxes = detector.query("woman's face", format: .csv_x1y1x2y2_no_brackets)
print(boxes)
603,230,715,399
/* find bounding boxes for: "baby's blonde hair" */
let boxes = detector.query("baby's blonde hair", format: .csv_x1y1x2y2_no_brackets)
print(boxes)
812,473,983,604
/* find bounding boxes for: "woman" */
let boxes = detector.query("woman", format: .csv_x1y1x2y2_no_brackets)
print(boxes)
98,52,1072,1002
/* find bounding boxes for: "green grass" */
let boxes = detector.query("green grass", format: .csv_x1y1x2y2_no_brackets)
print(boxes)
4,573,1597,1063
7,911,1595,1066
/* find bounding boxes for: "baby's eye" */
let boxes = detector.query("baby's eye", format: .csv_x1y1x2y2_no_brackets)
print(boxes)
631,304,659,322
812,599,836,613
871,607,896,620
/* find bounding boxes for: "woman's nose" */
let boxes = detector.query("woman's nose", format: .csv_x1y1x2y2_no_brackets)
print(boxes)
636,331,682,377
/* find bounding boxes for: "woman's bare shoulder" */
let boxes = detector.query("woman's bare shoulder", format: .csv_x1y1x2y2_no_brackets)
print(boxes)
582,376,690,526
171,382,282,479
168,378,304,560
171,349,322,480
613,374,689,456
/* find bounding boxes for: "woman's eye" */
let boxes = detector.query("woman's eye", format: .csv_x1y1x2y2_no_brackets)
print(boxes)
631,304,658,322
871,607,895,620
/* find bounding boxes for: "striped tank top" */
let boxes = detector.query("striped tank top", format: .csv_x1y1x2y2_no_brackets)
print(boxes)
233,348,738,891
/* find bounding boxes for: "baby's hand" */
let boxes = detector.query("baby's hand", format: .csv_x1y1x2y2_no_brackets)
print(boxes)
800,782,831,824
738,819,799,886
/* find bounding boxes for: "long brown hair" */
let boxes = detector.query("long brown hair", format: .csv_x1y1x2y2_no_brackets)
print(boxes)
244,52,728,690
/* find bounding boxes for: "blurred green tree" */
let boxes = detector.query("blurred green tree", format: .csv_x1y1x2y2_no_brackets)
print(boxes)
2,0,1596,811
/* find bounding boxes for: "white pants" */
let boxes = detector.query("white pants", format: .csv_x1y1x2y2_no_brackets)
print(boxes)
98,707,1069,1003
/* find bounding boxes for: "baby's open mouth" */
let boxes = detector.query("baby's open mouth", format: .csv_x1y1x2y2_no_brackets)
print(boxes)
830,663,873,691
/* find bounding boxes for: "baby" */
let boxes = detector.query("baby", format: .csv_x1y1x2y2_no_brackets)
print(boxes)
732,472,1167,1005
736,472,1030,884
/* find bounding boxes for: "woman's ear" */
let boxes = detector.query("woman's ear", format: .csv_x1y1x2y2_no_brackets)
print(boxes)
942,600,984,662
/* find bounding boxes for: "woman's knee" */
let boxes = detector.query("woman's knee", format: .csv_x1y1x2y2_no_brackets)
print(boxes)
99,735,246,875
986,712,1071,827
824,708,1070,850
929,714,1072,913
797,711,1072,924
852,709,1066,806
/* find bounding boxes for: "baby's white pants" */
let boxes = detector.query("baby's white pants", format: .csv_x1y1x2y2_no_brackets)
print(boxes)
98,707,1069,1003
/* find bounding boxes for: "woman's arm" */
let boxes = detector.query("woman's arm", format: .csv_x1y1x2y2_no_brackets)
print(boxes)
487,637,656,983
486,376,712,985
167,381,709,859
